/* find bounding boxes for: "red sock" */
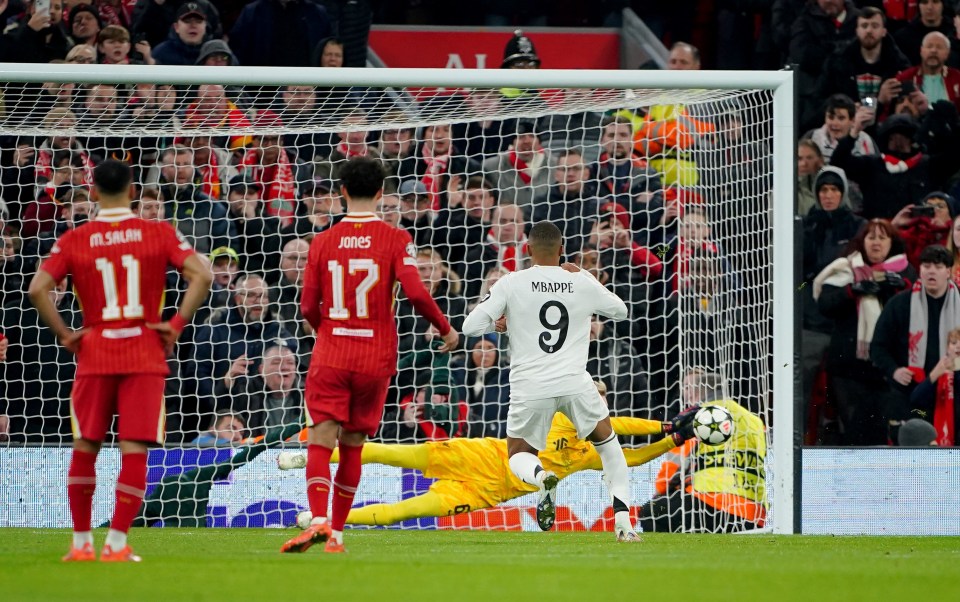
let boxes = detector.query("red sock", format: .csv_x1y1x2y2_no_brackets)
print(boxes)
67,450,98,533
306,444,333,519
110,452,147,534
331,443,363,532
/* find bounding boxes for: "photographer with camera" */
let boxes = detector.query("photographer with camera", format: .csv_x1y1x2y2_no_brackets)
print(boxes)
892,192,957,267
909,326,960,446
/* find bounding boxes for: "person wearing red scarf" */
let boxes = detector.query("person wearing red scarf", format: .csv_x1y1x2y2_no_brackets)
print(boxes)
482,121,551,208
909,325,960,446
240,110,297,228
464,204,529,296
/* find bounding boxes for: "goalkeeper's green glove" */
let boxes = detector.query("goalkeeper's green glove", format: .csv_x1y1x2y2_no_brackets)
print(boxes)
662,405,699,445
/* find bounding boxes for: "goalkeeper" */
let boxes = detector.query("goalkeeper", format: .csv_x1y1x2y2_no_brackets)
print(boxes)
280,381,699,526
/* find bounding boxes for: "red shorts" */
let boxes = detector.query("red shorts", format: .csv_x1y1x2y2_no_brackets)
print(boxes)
70,374,166,444
305,368,391,436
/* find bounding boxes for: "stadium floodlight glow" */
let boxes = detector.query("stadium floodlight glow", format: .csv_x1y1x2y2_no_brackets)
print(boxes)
0,63,795,534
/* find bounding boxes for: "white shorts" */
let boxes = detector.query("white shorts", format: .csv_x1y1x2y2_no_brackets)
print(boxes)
506,387,609,450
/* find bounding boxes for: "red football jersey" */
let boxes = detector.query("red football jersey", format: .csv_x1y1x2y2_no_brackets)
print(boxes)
302,212,450,377
40,208,195,376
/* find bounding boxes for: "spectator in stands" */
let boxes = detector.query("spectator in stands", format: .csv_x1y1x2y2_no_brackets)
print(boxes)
572,244,608,286
910,325,960,446
195,245,239,326
946,214,960,283
122,83,178,133
396,179,436,250
153,144,235,254
531,147,600,255
180,134,238,201
376,119,416,178
463,204,528,300
588,202,663,288
311,36,343,68
667,41,700,70
152,2,208,66
195,38,237,66
180,84,253,153
587,315,648,415
872,245,960,442
455,88,515,164
397,122,479,211
20,151,86,239
815,218,915,445
216,341,301,437
283,178,340,242
482,120,552,208
592,115,663,233
131,0,220,48
798,139,826,216
23,187,94,260
818,7,910,111
239,110,299,228
898,417,940,445
397,248,466,354
895,0,956,66
229,0,331,68
431,175,495,278
97,24,153,64
789,0,860,131
892,192,957,267
314,111,378,183
4,0,70,63
278,86,325,163
377,193,401,228
896,32,960,113
70,3,102,46
272,238,310,355
192,272,295,413
804,94,878,164
536,88,605,165
464,335,510,438
32,107,93,187
498,29,547,112
134,188,164,221
222,174,283,278
192,413,246,447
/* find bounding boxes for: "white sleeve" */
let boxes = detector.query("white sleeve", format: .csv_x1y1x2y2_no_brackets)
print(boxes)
462,279,510,336
585,273,628,320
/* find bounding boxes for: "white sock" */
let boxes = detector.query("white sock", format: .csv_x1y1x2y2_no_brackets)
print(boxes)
509,452,544,487
331,529,343,544
310,515,327,526
614,510,632,529
73,531,93,549
104,529,127,552
594,433,631,512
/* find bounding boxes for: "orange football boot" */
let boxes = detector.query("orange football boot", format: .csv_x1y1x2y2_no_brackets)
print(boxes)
62,543,96,562
99,545,142,562
280,522,332,553
323,539,346,554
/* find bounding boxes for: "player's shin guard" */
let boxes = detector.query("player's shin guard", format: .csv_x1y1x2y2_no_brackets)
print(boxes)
110,452,147,533
594,433,632,516
331,443,363,533
67,449,98,534
306,444,334,520
508,451,544,487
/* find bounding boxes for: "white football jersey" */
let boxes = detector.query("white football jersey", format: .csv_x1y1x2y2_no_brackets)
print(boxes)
462,265,628,400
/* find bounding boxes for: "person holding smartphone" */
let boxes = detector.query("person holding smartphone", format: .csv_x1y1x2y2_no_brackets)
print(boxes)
6,0,71,63
910,326,960,446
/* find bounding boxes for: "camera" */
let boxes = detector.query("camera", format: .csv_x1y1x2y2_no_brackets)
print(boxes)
910,203,936,218
862,96,877,109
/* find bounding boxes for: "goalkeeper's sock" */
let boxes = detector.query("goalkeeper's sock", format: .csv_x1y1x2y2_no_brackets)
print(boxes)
508,451,544,487
331,442,363,532
306,444,333,520
109,452,147,543
594,432,632,512
67,449,98,534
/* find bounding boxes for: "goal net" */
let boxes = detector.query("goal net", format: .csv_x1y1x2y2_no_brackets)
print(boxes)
0,65,793,533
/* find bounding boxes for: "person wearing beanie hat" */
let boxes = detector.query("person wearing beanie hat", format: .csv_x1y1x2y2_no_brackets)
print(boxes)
898,418,939,446
195,38,238,66
70,4,102,45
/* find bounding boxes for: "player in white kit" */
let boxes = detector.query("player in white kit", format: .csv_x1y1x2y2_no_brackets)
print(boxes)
462,221,639,542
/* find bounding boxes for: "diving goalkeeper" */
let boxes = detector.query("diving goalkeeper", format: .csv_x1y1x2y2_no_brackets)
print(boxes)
279,381,699,526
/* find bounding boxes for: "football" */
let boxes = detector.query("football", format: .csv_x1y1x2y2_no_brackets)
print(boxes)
693,405,734,445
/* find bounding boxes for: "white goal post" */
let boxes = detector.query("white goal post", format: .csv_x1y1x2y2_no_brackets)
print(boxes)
0,64,795,534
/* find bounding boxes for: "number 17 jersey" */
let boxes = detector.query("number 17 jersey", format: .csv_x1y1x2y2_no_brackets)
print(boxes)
470,265,628,400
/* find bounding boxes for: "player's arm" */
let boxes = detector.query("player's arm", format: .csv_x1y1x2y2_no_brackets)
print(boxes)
148,254,213,351
611,416,666,437
623,437,682,468
300,240,323,331
462,280,508,337
28,269,85,353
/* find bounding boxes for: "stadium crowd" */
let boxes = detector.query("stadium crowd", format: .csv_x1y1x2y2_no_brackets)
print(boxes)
0,0,955,450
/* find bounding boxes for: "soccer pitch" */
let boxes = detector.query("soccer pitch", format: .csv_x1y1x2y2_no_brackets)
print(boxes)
3,529,959,601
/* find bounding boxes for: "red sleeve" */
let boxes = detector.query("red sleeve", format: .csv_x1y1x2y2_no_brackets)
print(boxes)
38,229,74,282
394,230,451,336
162,222,196,270
629,243,663,278
300,236,323,330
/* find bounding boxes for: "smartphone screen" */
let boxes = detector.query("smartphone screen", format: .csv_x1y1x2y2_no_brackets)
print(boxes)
34,0,50,16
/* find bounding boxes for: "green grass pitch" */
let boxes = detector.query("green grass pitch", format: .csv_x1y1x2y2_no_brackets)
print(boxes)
3,529,959,601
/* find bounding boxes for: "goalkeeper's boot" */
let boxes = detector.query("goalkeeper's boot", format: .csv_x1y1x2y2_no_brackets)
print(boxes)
280,522,331,553
323,538,346,554
99,545,142,562
535,471,559,531
62,543,96,562
277,451,306,470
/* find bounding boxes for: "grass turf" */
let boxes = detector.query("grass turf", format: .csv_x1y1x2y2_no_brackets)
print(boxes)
3,529,959,602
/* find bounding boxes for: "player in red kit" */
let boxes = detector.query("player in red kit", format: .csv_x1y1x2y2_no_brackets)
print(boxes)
28,159,213,562
281,157,459,554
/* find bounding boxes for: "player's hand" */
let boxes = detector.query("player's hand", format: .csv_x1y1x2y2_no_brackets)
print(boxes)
58,329,87,354
560,262,580,273
664,405,699,445
146,321,182,355
438,328,459,353
893,367,914,386
494,316,507,333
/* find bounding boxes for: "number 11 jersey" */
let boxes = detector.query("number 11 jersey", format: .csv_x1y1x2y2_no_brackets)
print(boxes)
39,208,195,376
468,265,628,400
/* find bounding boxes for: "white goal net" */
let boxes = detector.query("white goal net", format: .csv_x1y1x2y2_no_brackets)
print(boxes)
0,65,793,533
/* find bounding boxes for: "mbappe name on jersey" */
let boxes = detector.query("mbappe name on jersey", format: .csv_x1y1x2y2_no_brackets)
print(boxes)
89,229,144,247
531,281,574,293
